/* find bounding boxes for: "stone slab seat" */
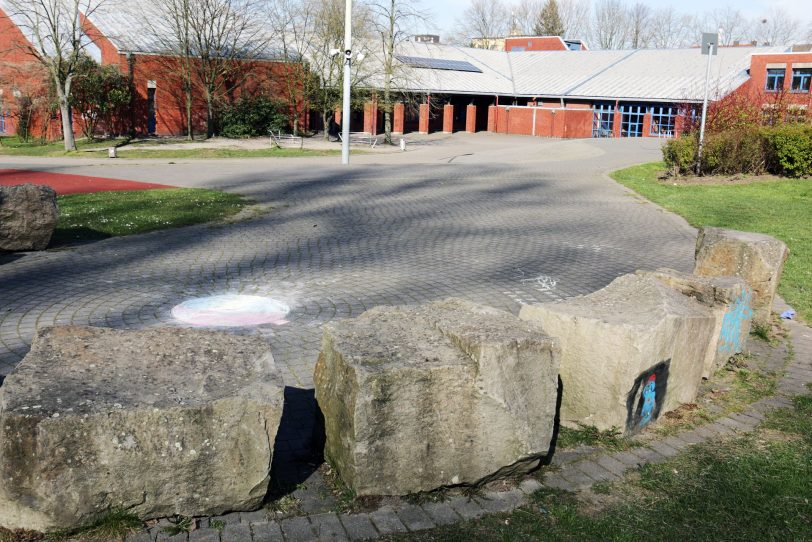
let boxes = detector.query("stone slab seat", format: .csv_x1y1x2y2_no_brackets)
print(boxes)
0,326,284,532
694,227,788,327
314,298,560,496
519,274,717,434
639,268,753,378
0,184,59,251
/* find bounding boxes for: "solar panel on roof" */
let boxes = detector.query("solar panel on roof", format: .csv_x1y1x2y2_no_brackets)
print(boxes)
396,55,483,73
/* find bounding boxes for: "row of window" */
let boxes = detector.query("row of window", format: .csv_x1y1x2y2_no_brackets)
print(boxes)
591,104,684,138
766,68,812,92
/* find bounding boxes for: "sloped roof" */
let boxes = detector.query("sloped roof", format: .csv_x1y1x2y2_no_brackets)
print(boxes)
379,43,788,103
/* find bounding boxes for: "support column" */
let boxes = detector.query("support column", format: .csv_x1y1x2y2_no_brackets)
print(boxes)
442,104,454,133
363,100,378,135
487,105,498,132
418,103,430,134
642,111,652,138
466,104,477,133
393,102,405,134
612,101,622,138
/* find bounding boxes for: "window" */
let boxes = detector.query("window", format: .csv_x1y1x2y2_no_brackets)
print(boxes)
592,103,614,138
620,104,645,137
765,68,785,92
791,68,812,93
650,105,678,138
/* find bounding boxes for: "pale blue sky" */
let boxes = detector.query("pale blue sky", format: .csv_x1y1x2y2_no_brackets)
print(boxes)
421,0,812,40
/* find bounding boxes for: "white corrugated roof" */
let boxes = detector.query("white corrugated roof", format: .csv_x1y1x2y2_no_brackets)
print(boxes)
384,43,788,102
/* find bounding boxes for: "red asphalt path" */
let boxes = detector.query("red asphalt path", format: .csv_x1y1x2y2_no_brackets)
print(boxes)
0,169,174,195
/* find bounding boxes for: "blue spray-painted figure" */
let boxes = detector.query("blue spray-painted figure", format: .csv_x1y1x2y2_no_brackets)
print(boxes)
639,374,657,428
719,289,753,354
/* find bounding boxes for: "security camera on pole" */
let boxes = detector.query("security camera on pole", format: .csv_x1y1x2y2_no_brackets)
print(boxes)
696,31,718,175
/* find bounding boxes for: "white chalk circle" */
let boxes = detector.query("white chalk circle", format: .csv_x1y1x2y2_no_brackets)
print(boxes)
171,294,290,327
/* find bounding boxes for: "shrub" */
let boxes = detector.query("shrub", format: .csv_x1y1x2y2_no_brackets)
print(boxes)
762,124,812,178
662,134,698,176
220,96,289,138
71,56,131,139
701,128,766,176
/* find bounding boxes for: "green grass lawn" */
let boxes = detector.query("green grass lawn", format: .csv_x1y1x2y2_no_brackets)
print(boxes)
610,162,812,322
383,389,812,542
0,136,341,159
52,188,246,245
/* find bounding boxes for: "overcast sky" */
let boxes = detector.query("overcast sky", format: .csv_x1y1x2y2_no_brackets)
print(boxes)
423,0,812,40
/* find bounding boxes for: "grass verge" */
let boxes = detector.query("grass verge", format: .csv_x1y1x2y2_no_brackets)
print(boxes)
610,162,811,322
382,389,812,541
52,188,247,245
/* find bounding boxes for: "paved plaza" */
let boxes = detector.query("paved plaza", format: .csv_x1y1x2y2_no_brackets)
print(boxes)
0,133,696,384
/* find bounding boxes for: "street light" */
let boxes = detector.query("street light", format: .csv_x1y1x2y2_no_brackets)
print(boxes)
341,0,352,165
696,31,718,175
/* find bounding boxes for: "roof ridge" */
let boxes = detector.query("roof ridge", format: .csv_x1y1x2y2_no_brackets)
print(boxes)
561,49,639,97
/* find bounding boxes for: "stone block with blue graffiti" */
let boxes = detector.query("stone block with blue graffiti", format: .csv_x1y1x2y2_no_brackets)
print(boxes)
641,269,753,378
520,274,718,434
694,227,788,327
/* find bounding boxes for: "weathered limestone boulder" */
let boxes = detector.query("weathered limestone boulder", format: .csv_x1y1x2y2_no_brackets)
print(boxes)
640,269,753,378
0,184,59,251
694,227,788,327
0,326,284,531
519,274,717,434
314,298,560,496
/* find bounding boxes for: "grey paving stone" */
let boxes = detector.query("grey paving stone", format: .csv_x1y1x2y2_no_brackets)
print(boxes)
518,478,543,495
369,507,408,535
661,435,692,451
251,522,284,542
420,501,461,526
310,512,349,542
339,513,379,541
279,516,317,542
475,489,525,514
156,531,189,542
220,523,252,542
557,466,595,489
240,509,270,525
542,473,572,491
126,531,154,542
395,503,435,531
629,446,670,465
574,460,618,482
595,453,629,477
189,528,221,542
207,513,241,528
647,440,680,458
717,416,752,432
610,450,643,468
447,496,487,520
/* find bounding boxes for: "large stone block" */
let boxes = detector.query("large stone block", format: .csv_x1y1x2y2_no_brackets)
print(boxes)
640,269,753,378
694,227,788,326
0,184,59,251
0,326,284,531
519,274,717,434
314,298,560,496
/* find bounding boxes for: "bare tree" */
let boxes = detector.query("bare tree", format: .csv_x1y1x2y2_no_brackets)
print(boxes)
451,0,510,44
4,0,108,150
706,6,747,46
751,7,800,46
627,2,651,49
649,7,695,49
558,0,591,40
188,0,266,138
511,0,541,36
369,0,430,144
590,0,628,49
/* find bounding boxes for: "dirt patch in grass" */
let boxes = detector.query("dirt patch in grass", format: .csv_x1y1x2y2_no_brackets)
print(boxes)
658,172,789,186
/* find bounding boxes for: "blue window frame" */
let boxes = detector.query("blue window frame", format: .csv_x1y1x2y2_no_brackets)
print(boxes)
649,105,678,138
791,68,812,93
765,68,785,92
592,103,614,138
621,104,645,137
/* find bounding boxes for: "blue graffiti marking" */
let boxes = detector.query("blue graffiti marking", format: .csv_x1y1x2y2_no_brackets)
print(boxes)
639,375,657,427
718,289,754,354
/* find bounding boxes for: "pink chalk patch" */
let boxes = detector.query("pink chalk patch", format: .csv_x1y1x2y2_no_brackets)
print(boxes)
171,295,290,327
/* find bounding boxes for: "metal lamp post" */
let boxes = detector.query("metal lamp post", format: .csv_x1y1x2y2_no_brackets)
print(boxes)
341,0,352,165
696,32,718,175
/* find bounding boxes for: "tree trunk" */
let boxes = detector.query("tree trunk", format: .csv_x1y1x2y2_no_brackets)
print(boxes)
59,94,77,151
384,111,392,144
206,91,214,139
322,111,330,140
185,86,193,141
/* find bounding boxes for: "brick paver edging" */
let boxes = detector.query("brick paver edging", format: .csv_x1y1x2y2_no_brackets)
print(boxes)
126,317,812,542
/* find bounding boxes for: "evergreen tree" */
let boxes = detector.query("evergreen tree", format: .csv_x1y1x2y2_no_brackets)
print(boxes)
533,0,565,37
